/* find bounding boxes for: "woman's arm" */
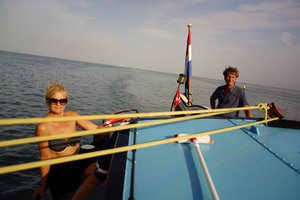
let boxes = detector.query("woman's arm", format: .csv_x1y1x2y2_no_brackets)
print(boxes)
67,110,107,130
33,124,52,199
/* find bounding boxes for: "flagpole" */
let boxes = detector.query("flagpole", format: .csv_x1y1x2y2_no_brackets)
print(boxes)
185,24,192,105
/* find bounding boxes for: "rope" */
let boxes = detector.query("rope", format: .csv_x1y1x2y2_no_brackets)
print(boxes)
0,117,279,174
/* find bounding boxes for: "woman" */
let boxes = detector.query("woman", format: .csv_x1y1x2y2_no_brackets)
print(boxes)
33,82,104,200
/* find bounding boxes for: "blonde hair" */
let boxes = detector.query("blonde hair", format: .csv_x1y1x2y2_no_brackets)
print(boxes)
223,66,239,78
45,82,68,101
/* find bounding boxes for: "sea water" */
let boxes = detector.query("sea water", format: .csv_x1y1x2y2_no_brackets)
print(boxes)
0,51,299,199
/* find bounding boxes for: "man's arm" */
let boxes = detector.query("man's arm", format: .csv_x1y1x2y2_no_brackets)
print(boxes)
244,105,253,118
210,96,216,109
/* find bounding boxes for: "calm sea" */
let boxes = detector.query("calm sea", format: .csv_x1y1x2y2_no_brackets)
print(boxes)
0,51,299,199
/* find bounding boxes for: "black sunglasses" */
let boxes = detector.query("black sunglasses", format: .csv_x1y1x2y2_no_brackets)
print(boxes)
48,98,68,105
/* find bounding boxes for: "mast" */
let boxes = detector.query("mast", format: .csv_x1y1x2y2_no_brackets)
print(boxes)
185,24,192,105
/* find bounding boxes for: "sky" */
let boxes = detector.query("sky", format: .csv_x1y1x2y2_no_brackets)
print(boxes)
1,0,300,91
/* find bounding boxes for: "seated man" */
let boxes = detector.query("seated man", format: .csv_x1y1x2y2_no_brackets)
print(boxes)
210,66,253,118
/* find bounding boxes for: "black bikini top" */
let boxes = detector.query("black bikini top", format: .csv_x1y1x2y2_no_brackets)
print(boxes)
48,136,81,152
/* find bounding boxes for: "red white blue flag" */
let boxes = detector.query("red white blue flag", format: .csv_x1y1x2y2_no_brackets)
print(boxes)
184,25,192,102
173,87,181,109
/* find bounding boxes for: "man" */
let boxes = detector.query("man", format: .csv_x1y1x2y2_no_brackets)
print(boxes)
210,66,253,118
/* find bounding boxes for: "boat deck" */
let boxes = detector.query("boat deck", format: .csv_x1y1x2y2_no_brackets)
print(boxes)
117,118,300,200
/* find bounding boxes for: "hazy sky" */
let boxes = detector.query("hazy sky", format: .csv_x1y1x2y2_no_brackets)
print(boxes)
1,0,300,90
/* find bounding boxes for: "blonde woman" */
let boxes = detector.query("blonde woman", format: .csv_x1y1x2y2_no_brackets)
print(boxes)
33,82,104,200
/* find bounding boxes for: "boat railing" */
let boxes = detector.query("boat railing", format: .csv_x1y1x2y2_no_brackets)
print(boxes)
0,103,279,175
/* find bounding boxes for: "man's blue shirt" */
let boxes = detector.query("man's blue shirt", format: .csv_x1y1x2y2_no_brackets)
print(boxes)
211,85,249,117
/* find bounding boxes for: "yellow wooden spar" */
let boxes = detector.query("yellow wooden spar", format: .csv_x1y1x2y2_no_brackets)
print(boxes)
0,105,261,126
0,105,265,148
0,103,277,175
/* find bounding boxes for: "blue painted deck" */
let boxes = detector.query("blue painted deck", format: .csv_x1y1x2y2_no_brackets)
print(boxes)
121,118,300,200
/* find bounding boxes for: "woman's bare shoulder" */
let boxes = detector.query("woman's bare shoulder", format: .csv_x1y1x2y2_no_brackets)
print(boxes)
35,123,49,136
64,110,80,116
35,113,56,136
